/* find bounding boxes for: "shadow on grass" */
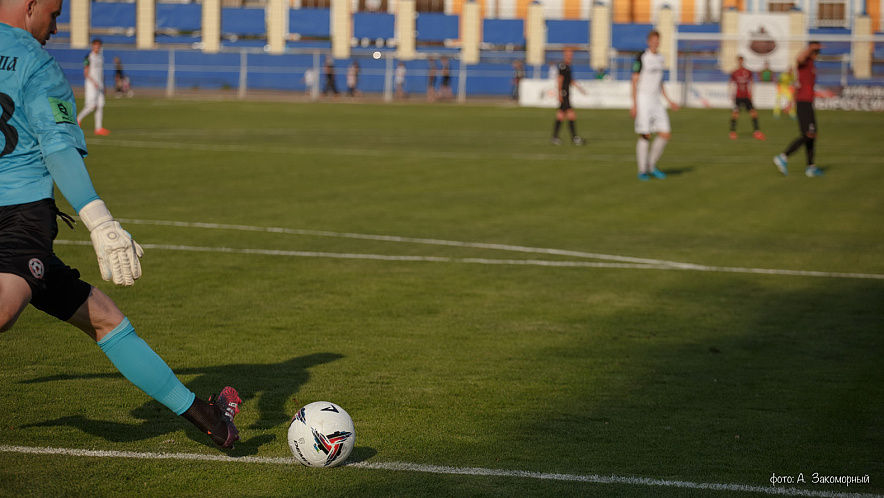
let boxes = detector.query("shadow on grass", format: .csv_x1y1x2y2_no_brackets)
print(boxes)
502,278,884,488
21,352,343,455
347,446,378,464
657,166,693,177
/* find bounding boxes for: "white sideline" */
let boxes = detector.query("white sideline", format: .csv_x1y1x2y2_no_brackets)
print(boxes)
117,219,693,266
0,445,878,498
54,240,676,270
56,219,884,280
55,239,884,279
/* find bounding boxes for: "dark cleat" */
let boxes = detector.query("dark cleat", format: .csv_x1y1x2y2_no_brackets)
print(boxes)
207,386,241,449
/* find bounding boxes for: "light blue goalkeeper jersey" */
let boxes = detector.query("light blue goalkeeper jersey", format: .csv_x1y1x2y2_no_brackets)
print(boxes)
0,23,87,207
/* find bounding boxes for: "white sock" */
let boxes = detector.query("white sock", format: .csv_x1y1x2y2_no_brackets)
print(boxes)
649,136,669,170
94,107,103,130
636,137,650,173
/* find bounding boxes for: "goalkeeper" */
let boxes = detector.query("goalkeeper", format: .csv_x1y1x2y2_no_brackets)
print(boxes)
0,0,240,449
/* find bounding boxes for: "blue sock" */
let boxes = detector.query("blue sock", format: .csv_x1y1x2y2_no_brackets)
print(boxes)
97,318,196,415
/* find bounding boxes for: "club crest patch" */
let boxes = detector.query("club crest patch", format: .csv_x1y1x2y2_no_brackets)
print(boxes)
28,258,44,279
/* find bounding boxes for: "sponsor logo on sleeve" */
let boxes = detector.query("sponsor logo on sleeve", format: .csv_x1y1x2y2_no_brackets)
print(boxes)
49,97,77,125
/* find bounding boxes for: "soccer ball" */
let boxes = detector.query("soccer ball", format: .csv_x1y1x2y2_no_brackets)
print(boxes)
287,401,356,467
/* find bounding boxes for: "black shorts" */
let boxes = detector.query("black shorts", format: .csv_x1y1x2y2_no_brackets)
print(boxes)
0,199,92,321
558,90,572,111
441,75,451,87
796,101,817,135
734,97,754,112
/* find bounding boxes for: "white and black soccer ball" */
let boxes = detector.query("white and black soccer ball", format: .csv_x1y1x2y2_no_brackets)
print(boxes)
287,401,355,468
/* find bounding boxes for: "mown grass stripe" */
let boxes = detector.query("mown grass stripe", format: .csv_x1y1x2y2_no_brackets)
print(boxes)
89,138,884,164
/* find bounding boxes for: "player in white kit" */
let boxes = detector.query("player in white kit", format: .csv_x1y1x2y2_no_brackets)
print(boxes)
631,30,678,181
76,38,109,135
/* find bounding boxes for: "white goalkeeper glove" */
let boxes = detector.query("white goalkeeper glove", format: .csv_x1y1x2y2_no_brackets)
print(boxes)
79,200,144,286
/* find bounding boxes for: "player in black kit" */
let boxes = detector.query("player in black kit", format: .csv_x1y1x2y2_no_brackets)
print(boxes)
551,48,585,146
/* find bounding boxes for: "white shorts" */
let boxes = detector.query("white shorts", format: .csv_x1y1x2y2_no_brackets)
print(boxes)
84,83,105,110
634,96,670,135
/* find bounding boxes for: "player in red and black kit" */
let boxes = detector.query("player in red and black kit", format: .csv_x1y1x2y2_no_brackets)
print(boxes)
773,42,824,177
551,48,585,146
729,56,765,141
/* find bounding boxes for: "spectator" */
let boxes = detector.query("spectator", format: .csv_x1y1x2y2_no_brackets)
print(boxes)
427,57,437,102
322,56,339,98
113,56,132,98
395,62,407,99
512,60,525,100
346,60,360,98
438,56,453,101
760,62,774,82
302,67,316,96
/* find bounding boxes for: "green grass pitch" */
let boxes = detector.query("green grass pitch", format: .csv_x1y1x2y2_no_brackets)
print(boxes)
1,98,883,497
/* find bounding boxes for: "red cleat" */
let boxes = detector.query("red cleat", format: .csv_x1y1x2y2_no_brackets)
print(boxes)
95,128,110,136
753,130,766,141
729,131,737,140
